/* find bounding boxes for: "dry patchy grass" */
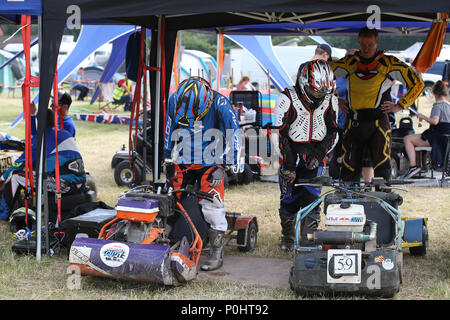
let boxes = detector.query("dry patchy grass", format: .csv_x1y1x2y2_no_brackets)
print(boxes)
0,94,448,300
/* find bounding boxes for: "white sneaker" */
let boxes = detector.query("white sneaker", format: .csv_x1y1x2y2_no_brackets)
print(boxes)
404,166,421,179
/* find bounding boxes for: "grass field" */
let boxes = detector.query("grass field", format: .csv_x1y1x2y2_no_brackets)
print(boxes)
0,94,448,300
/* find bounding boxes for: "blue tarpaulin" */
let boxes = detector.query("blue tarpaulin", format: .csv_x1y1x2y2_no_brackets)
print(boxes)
89,34,129,104
0,0,41,16
90,28,151,104
8,24,135,129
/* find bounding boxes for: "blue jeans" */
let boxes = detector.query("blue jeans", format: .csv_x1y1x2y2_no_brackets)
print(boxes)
114,95,132,111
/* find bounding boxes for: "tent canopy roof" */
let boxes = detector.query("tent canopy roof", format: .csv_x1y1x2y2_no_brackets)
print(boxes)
34,1,450,30
194,21,450,36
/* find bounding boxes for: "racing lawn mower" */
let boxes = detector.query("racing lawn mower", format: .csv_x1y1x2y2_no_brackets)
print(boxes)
111,119,152,186
68,183,258,285
289,176,428,298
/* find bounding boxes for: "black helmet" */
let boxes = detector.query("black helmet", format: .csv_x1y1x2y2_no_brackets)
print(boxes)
9,208,37,240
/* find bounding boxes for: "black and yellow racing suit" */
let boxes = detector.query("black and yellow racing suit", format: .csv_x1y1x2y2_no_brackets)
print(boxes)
332,51,424,181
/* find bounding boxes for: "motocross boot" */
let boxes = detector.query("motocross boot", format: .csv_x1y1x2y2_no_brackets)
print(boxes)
279,210,296,252
201,229,225,271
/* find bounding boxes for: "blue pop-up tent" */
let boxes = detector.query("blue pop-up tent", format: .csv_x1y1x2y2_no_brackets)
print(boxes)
6,24,136,128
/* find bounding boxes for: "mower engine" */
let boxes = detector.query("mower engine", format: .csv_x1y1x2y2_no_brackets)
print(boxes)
324,203,366,232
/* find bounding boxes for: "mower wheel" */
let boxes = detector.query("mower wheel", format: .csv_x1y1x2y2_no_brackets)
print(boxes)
240,164,254,185
409,224,428,256
237,221,257,252
114,161,142,186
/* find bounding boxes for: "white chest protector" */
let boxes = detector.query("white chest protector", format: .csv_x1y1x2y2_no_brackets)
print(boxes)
275,87,338,143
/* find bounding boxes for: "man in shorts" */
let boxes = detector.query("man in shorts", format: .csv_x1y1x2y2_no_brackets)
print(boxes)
332,27,424,182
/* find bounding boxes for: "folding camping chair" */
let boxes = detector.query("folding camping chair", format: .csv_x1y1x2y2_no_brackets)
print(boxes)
97,82,124,111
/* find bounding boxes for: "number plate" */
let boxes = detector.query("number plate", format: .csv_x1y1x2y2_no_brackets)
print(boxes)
327,249,361,284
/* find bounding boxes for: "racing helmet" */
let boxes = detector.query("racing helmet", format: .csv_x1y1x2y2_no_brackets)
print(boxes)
9,207,37,240
174,77,213,127
298,59,335,104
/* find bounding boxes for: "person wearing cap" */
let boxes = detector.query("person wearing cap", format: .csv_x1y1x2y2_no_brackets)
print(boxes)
314,43,333,62
71,68,89,101
112,74,133,112
30,91,76,138
332,27,424,182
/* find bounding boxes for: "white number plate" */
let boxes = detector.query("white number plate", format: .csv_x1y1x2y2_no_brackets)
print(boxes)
327,249,361,284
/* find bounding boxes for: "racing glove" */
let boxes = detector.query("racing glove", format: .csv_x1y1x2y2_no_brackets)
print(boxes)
305,156,319,171
208,166,224,188
279,166,296,195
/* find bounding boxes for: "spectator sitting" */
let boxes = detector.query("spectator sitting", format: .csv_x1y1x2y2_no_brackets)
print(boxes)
236,76,257,91
71,68,89,101
403,80,450,178
112,74,133,111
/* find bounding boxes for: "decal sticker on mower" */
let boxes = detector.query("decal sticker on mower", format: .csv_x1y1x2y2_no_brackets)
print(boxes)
327,249,362,284
69,246,92,265
382,258,394,271
100,243,130,267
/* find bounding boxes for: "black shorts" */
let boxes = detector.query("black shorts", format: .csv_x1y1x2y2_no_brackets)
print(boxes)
421,128,432,143
340,113,392,181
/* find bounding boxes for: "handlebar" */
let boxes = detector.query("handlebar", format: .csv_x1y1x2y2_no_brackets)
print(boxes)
171,185,214,201
123,183,214,201
294,176,412,189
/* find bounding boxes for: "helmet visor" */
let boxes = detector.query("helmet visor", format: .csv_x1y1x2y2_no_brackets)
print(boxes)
305,85,326,100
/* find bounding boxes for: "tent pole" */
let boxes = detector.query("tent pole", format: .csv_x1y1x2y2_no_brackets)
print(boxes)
153,16,162,183
36,15,43,261
142,29,148,184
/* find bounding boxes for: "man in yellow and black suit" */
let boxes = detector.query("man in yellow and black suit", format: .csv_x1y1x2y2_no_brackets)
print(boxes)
332,27,424,182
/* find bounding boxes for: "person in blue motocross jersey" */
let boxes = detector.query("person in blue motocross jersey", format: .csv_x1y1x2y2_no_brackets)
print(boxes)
274,59,339,251
0,108,86,223
164,76,241,271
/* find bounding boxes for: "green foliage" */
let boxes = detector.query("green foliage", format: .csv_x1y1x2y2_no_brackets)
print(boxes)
179,31,239,58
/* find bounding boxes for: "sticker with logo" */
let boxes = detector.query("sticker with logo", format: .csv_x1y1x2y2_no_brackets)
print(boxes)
100,243,130,268
374,256,385,263
382,258,394,270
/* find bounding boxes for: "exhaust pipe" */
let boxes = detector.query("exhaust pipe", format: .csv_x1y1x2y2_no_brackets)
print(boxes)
307,221,377,245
